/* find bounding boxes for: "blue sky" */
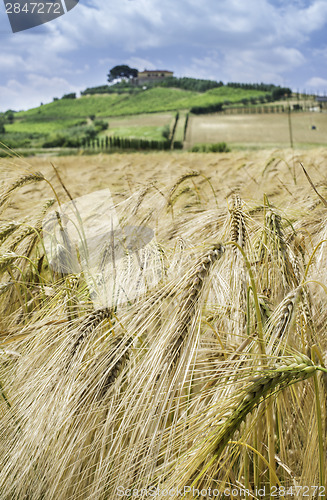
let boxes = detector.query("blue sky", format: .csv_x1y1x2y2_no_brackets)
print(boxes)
1,0,327,111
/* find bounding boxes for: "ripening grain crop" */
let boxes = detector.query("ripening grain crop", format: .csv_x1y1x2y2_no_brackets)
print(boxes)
0,149,327,499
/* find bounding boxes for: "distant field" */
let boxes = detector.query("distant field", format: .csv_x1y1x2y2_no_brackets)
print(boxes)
3,110,326,152
5,119,85,135
186,112,327,148
3,89,326,151
99,113,174,140
104,113,174,128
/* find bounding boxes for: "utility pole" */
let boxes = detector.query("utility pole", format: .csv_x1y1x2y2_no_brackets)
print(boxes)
288,105,294,149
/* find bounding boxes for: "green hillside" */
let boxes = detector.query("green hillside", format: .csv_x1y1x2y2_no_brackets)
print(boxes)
14,86,268,121
1,85,282,150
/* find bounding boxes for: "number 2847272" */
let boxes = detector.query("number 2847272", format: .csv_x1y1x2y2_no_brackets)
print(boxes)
5,3,62,14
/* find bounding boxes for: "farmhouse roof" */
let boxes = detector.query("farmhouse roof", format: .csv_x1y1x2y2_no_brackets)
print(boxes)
139,69,173,73
316,96,327,102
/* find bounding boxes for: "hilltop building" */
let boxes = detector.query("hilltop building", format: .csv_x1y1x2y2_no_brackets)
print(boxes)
133,70,174,85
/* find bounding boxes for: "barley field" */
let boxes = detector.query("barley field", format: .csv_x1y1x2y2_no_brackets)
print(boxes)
0,149,327,499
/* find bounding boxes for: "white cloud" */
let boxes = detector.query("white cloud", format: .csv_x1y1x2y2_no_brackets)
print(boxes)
58,0,327,50
0,53,26,70
180,45,305,86
312,47,327,59
126,57,157,71
1,0,327,109
306,76,327,89
268,47,305,68
0,75,80,110
285,1,327,34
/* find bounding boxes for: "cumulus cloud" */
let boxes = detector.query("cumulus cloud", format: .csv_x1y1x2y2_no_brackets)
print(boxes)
280,0,327,37
1,0,327,109
0,75,80,110
55,0,327,50
306,76,327,89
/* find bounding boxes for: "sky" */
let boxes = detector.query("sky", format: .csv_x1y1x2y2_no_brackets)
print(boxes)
1,0,327,111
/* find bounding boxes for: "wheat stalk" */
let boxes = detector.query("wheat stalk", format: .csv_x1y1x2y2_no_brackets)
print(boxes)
165,353,324,492
6,199,55,254
75,334,134,410
68,307,114,364
0,222,21,246
164,243,225,371
228,194,248,339
266,288,299,348
132,185,152,215
230,194,246,251
8,226,38,253
214,354,318,452
0,281,14,296
167,171,199,208
265,209,288,264
96,335,133,399
170,186,192,207
0,252,19,274
0,172,45,209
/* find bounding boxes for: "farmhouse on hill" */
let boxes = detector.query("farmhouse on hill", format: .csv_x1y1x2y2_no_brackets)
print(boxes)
134,69,174,85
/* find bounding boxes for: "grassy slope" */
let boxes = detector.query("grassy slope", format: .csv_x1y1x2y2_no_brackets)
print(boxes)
101,125,169,140
14,86,268,121
5,119,85,135
15,94,124,119
3,87,274,147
